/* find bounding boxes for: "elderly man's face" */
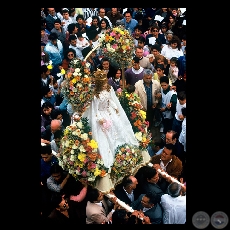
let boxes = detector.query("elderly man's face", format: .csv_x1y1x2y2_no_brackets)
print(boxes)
51,121,61,133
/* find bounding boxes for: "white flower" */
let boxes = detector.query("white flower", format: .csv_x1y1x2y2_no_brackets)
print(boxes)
65,140,70,147
70,155,75,161
86,62,90,68
69,169,75,174
70,150,75,155
84,74,88,78
81,133,88,140
76,122,83,129
72,87,77,92
125,39,129,44
88,176,95,181
75,68,80,73
135,132,142,141
75,170,80,175
72,144,78,149
63,155,67,160
77,83,83,88
79,145,86,152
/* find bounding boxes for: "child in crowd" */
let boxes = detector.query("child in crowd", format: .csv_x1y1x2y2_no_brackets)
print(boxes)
76,31,89,51
168,57,179,84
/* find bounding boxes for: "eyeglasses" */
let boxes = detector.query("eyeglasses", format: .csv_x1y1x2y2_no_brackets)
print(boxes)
153,30,158,32
68,53,74,56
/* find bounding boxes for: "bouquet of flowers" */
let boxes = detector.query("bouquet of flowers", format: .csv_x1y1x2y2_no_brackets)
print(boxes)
98,26,135,68
61,58,95,115
110,144,143,182
57,117,108,186
116,88,152,149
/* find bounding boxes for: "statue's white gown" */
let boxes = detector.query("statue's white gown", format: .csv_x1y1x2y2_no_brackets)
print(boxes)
82,87,139,169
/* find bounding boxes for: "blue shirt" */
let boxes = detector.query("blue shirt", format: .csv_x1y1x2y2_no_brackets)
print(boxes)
121,18,138,34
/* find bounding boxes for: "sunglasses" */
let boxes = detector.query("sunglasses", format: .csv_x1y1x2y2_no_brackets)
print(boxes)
153,30,158,32
68,53,74,56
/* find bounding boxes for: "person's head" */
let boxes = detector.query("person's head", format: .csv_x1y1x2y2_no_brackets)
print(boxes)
47,8,56,16
161,23,168,33
99,18,110,30
114,68,122,80
50,119,62,133
150,44,161,56
94,69,110,96
86,187,104,202
169,35,182,50
54,18,62,30
132,56,141,70
124,11,132,23
41,65,50,76
111,8,119,16
112,209,129,224
76,14,84,24
76,31,84,41
67,23,78,35
50,164,64,182
68,8,76,17
143,69,153,84
160,143,175,162
170,57,178,67
64,48,76,60
145,166,160,184
92,16,100,27
41,101,54,116
98,8,106,18
101,57,110,70
160,75,170,90
53,129,63,145
165,130,178,144
47,77,58,89
177,91,186,105
135,46,144,58
126,85,136,93
68,34,77,47
41,85,52,98
48,33,58,46
50,109,63,121
137,36,145,48
181,107,186,118
154,54,167,67
122,174,138,191
41,144,53,162
167,182,182,197
86,29,99,41
155,64,165,77
134,25,144,36
150,25,160,37
62,8,69,19
141,191,159,208
182,34,186,46
146,54,154,63
166,30,173,42
41,26,46,37
51,193,69,211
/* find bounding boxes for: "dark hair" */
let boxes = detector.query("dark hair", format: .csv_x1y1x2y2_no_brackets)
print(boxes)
76,14,84,21
54,18,61,25
41,65,48,74
164,143,175,152
155,64,164,70
41,101,54,112
160,76,169,84
64,48,76,60
47,77,57,86
133,56,140,63
126,85,135,93
50,109,62,120
50,193,63,208
53,129,63,139
48,32,58,41
98,18,110,31
145,191,159,205
68,34,77,42
134,24,144,33
121,175,133,188
181,107,186,117
138,36,145,44
150,44,161,52
41,85,51,97
177,91,186,101
86,187,100,202
81,46,92,58
92,15,100,22
67,23,77,34
50,164,63,174
112,209,128,224
41,144,52,155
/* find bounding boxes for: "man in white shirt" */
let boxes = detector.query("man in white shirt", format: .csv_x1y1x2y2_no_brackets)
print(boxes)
98,8,112,28
160,182,186,224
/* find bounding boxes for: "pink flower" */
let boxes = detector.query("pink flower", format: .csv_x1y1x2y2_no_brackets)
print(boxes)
103,120,112,130
116,88,122,93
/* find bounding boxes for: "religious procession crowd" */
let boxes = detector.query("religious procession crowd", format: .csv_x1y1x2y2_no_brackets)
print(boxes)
41,7,186,225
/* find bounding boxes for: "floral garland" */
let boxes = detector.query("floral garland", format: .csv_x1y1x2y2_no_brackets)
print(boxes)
110,144,143,182
98,26,135,68
61,58,95,115
57,117,108,186
116,88,152,150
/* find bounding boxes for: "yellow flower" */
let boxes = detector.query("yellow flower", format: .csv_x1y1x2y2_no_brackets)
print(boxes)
47,64,53,69
61,68,65,74
78,153,86,162
94,167,101,176
72,78,77,84
64,129,69,135
88,139,98,149
139,110,146,119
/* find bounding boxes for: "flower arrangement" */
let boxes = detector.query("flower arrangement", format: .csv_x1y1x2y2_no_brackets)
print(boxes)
57,117,108,186
98,26,135,68
116,88,152,149
61,58,95,115
110,144,143,182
